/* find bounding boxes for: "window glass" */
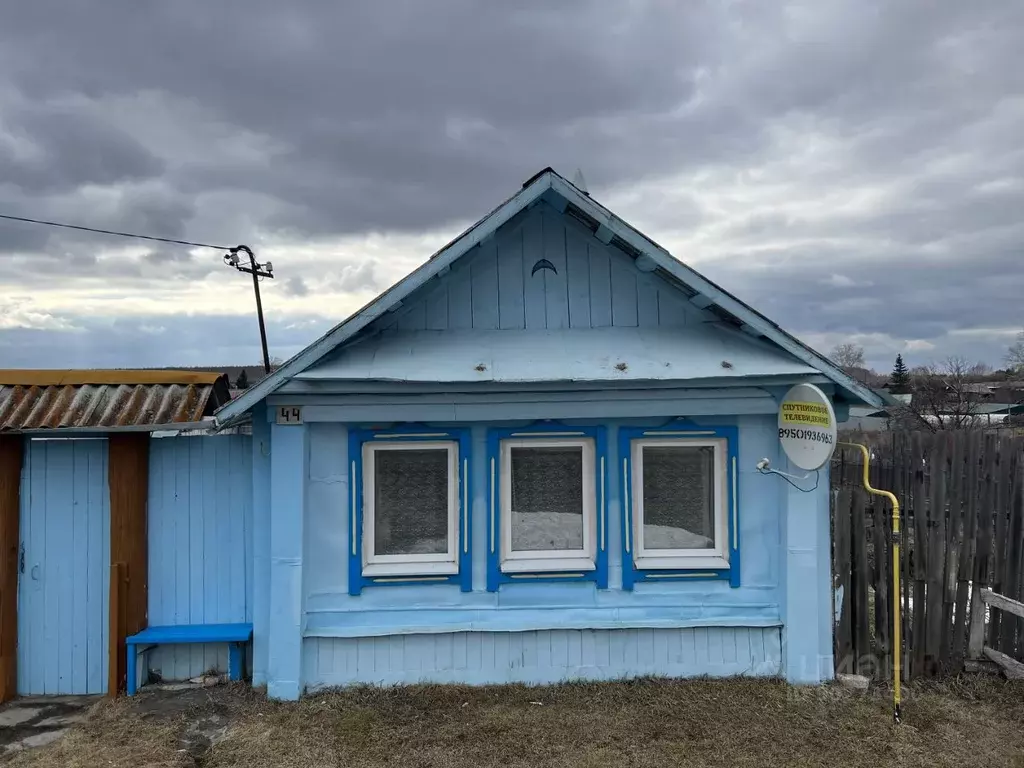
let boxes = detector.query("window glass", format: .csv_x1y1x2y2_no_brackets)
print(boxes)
509,446,584,551
641,445,715,550
373,448,449,555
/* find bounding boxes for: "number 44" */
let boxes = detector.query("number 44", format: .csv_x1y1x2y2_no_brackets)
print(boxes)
276,406,303,425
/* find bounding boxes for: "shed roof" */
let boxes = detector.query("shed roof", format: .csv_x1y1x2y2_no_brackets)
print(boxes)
216,168,884,425
0,370,231,433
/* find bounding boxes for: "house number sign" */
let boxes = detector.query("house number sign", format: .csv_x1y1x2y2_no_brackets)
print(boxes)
276,406,303,425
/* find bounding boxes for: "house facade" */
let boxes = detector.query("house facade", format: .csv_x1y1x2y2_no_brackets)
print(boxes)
217,169,883,699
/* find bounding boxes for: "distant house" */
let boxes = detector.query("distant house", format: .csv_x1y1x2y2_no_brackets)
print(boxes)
214,168,883,698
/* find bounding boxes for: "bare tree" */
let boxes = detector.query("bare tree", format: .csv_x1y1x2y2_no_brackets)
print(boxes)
895,356,985,431
968,361,992,377
829,342,866,369
1007,330,1024,374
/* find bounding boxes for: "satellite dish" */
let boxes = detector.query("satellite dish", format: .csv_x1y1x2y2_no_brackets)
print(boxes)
778,383,837,471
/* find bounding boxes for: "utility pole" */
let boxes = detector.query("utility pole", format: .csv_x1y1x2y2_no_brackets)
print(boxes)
223,244,274,373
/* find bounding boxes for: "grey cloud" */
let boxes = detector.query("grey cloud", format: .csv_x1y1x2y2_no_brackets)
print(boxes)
327,261,379,294
0,1,1022,370
283,275,310,297
1,105,164,195
0,311,332,368
0,1,731,238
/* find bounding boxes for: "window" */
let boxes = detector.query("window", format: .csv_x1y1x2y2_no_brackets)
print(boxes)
349,428,471,594
487,426,608,590
620,425,739,589
631,438,728,569
500,438,596,573
363,441,459,576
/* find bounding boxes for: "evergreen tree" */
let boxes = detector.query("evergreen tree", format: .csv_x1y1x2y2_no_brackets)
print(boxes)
235,369,250,390
890,354,911,393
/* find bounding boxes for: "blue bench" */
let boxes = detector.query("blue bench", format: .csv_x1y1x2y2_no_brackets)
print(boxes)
125,623,253,695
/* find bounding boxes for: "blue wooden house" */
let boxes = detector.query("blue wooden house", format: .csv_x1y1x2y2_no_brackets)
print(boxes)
217,168,883,699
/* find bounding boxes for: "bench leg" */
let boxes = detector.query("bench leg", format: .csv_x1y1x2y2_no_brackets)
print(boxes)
127,648,137,696
228,643,243,682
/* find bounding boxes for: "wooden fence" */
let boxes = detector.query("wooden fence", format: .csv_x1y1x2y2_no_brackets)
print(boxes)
831,430,1024,679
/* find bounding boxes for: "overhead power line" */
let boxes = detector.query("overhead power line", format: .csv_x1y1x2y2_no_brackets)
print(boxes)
0,210,277,374
0,212,231,251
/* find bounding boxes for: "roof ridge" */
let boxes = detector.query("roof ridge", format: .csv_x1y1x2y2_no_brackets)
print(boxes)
215,168,882,425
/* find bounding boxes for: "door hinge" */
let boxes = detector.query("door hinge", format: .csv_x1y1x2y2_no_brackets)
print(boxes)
19,543,25,575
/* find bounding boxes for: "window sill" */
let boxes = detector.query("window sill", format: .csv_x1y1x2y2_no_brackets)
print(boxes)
500,557,596,574
633,555,730,570
363,561,459,577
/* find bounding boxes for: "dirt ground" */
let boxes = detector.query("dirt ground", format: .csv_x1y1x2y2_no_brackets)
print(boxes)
2,676,1022,768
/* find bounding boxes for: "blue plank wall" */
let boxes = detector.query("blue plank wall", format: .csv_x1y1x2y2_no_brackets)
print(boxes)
146,435,253,682
18,438,110,695
300,412,789,690
265,193,836,692
378,201,700,334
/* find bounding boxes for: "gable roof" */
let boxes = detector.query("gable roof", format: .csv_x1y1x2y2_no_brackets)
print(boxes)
215,169,883,425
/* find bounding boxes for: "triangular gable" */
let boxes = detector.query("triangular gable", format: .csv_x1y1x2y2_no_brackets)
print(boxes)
215,169,882,425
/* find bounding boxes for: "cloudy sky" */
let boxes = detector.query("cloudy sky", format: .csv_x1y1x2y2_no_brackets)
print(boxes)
1,1,1022,372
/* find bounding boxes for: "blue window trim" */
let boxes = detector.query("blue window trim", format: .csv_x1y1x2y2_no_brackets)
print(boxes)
619,422,740,590
348,424,472,595
486,422,609,592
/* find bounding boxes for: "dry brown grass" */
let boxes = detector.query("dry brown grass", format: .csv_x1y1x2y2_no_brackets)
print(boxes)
2,695,188,768
4,676,1023,768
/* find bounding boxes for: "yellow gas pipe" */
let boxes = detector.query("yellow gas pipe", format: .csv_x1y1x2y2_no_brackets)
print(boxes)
839,442,901,725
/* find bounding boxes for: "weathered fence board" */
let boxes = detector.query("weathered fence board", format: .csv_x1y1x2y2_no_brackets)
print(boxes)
832,430,1024,680
833,488,853,667
968,588,1024,679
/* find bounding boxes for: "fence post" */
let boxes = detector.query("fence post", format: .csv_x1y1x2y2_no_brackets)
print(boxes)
833,488,853,669
108,562,126,697
967,586,986,660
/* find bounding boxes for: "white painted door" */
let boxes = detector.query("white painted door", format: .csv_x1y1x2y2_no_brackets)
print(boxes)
18,439,110,695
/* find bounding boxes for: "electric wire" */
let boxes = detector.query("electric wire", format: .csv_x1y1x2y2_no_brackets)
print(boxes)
757,465,820,493
0,212,231,251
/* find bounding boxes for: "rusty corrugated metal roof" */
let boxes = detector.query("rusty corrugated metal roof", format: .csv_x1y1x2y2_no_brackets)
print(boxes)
0,370,232,433
0,369,224,387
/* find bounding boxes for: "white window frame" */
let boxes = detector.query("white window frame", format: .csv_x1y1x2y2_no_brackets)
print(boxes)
500,437,597,573
631,437,729,570
362,440,459,577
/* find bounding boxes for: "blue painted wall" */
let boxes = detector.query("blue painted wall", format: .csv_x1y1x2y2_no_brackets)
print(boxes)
291,410,796,690
304,627,782,688
147,435,253,682
267,421,308,700
251,407,272,686
369,202,701,336
252,197,837,693
18,438,110,695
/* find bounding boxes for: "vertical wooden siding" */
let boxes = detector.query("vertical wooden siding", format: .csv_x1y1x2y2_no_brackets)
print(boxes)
304,627,782,688
383,203,700,334
0,436,22,702
147,435,253,681
107,434,150,695
18,439,109,695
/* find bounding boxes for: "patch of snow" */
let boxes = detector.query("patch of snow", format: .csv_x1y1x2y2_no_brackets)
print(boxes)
512,511,584,551
642,524,713,550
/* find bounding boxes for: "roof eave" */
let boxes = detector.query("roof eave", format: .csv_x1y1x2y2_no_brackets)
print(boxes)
215,167,885,420
214,171,557,425
545,175,885,409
